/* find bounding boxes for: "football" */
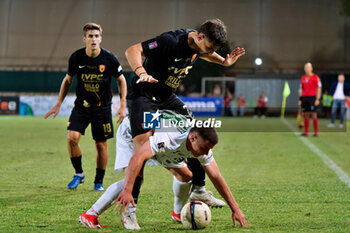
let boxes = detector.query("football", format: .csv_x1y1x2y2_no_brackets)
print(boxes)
180,201,211,229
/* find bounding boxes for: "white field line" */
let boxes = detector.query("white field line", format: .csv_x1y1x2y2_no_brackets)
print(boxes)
281,118,350,188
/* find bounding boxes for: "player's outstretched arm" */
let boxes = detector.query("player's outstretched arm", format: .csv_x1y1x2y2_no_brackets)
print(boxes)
125,43,157,84
114,74,127,123
44,74,73,119
199,47,246,67
113,140,153,214
204,160,247,227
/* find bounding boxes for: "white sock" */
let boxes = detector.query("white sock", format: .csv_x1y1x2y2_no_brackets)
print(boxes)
86,208,98,216
127,203,136,213
91,179,125,215
173,176,192,214
193,185,205,192
76,173,84,177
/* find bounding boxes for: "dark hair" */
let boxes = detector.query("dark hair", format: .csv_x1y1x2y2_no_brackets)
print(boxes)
198,18,227,48
190,126,218,145
83,22,102,36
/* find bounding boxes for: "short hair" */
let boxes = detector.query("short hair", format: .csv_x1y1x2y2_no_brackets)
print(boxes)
198,18,227,48
83,22,102,36
190,125,218,145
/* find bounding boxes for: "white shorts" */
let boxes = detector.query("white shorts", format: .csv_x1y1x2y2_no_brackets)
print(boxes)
147,158,187,169
114,118,186,172
114,118,134,173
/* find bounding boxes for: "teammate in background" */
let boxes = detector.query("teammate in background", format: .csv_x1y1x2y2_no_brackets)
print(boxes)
328,74,350,128
79,116,247,229
123,18,245,228
44,23,127,191
299,62,321,136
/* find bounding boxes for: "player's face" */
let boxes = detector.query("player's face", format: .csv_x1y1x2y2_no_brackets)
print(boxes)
83,30,102,51
189,133,215,157
338,74,345,83
195,34,219,55
304,63,313,75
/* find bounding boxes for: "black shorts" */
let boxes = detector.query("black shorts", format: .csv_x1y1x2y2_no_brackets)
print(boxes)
301,96,316,112
129,95,193,138
67,105,113,141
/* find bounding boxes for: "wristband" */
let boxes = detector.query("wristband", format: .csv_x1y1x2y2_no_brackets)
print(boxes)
134,66,143,72
138,72,146,77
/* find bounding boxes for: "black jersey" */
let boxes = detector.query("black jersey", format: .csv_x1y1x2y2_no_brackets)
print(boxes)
130,29,199,101
68,48,123,108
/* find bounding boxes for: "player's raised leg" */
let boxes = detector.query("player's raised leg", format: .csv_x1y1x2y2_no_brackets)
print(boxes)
67,130,85,189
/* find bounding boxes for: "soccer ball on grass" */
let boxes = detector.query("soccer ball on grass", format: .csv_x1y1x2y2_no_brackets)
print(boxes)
181,201,211,229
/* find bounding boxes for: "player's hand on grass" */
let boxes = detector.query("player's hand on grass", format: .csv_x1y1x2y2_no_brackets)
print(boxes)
112,190,136,214
136,73,158,84
232,209,247,227
223,47,246,67
44,105,60,119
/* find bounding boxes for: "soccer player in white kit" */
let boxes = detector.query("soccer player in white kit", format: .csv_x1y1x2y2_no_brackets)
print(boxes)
79,114,247,229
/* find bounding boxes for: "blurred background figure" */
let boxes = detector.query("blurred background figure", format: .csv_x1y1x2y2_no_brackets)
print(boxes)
224,89,233,116
212,84,222,97
235,94,246,117
175,84,188,97
328,74,350,128
322,90,332,118
254,92,268,118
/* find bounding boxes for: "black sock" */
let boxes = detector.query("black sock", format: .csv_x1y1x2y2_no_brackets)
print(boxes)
70,156,83,174
132,176,143,204
94,168,105,184
187,158,206,187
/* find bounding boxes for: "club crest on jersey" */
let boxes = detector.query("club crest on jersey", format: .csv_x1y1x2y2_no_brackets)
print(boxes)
148,41,158,49
99,65,105,73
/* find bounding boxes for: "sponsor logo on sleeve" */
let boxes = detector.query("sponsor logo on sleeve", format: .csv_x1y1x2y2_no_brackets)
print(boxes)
148,41,158,49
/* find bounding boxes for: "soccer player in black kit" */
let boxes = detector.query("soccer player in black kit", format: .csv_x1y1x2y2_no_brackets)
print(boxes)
120,18,245,229
45,23,127,192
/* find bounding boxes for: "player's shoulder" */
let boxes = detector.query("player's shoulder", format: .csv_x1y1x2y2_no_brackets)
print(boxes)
101,48,121,64
313,74,320,79
100,48,117,58
159,29,194,43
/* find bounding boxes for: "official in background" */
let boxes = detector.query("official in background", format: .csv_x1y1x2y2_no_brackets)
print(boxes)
328,74,350,128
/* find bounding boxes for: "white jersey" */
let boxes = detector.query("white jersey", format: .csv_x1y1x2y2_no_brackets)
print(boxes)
114,111,214,172
148,128,214,167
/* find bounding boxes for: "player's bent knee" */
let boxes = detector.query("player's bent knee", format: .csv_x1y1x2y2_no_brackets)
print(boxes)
133,131,153,149
176,169,193,183
180,174,193,183
95,141,107,149
67,132,80,146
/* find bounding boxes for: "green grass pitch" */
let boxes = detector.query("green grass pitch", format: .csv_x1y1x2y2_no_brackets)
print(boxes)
0,116,349,232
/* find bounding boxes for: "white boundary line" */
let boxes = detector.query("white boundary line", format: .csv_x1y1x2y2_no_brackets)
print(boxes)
281,118,350,188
